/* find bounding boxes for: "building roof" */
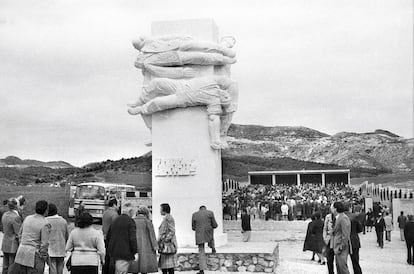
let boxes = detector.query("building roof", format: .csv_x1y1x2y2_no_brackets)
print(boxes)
248,169,350,175
78,182,135,188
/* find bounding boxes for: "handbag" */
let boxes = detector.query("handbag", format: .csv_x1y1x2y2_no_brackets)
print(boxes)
159,240,177,255
65,255,72,271
128,254,140,273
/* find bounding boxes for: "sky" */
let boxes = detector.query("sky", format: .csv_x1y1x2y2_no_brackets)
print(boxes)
0,0,412,167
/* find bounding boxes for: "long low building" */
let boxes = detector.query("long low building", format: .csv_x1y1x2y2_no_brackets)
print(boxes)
248,169,351,186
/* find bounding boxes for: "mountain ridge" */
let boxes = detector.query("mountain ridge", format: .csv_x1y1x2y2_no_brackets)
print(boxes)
0,124,412,188
0,156,74,169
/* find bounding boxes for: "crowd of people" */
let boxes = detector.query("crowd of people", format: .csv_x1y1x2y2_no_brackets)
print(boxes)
228,182,414,273
0,196,179,274
0,196,220,274
223,183,361,221
1,182,413,274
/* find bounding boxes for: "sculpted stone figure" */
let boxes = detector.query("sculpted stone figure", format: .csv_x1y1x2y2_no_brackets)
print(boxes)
128,76,238,149
132,35,236,79
135,51,236,69
132,35,236,57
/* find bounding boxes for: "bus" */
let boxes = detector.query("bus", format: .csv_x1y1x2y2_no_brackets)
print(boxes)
68,182,143,220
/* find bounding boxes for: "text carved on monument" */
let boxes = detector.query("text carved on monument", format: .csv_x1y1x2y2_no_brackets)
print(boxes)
154,158,197,176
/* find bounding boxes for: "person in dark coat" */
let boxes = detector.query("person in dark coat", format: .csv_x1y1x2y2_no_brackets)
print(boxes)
356,209,366,235
346,208,363,274
132,206,158,274
398,211,408,241
366,208,374,232
404,214,414,265
192,205,218,274
303,213,326,264
241,208,251,242
375,213,386,248
107,210,138,274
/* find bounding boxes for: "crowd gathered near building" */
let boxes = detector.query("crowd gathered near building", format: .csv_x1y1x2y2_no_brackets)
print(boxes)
225,182,414,273
223,183,361,221
0,182,413,274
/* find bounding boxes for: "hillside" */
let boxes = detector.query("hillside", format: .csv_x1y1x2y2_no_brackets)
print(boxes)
0,156,73,169
227,124,413,173
0,124,412,187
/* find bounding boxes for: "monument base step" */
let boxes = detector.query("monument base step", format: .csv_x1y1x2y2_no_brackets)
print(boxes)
176,242,279,272
177,233,228,248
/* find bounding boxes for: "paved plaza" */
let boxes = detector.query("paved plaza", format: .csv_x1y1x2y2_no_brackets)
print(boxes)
0,220,412,274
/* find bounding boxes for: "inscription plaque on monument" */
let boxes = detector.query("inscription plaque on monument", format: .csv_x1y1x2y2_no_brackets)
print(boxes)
154,158,197,176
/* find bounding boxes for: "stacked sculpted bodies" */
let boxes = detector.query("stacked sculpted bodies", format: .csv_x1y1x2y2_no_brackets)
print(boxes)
128,35,238,150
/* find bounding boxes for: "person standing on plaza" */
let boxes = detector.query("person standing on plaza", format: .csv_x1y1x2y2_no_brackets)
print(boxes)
303,213,325,264
192,205,218,274
1,199,22,274
107,209,138,274
345,204,363,274
46,203,69,274
158,203,178,274
375,213,386,248
384,212,393,242
398,211,407,241
404,215,414,265
75,201,85,227
0,199,8,258
0,199,8,232
366,208,374,232
66,212,105,274
132,206,158,274
281,202,289,221
323,204,336,274
241,208,251,242
102,198,119,274
332,201,351,274
14,200,50,274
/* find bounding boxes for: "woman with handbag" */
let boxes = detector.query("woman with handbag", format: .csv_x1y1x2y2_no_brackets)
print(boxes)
131,206,158,274
158,203,178,274
65,212,105,274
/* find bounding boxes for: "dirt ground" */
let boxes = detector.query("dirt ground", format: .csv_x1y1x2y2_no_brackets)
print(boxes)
0,220,412,274
224,220,413,274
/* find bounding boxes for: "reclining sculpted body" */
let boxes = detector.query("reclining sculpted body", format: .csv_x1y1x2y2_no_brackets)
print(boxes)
128,34,238,149
128,76,238,149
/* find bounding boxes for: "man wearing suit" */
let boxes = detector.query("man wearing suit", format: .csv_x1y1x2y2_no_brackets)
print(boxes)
14,200,50,274
107,210,138,274
192,205,218,274
1,199,22,274
323,204,336,274
102,198,119,274
345,205,363,274
398,211,407,241
375,213,386,248
384,212,393,242
404,214,414,265
332,201,351,274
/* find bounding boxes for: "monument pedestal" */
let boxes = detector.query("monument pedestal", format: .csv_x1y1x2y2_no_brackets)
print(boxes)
149,19,227,247
152,107,226,247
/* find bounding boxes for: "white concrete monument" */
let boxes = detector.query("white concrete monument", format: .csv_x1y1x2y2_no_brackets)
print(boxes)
129,19,238,247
